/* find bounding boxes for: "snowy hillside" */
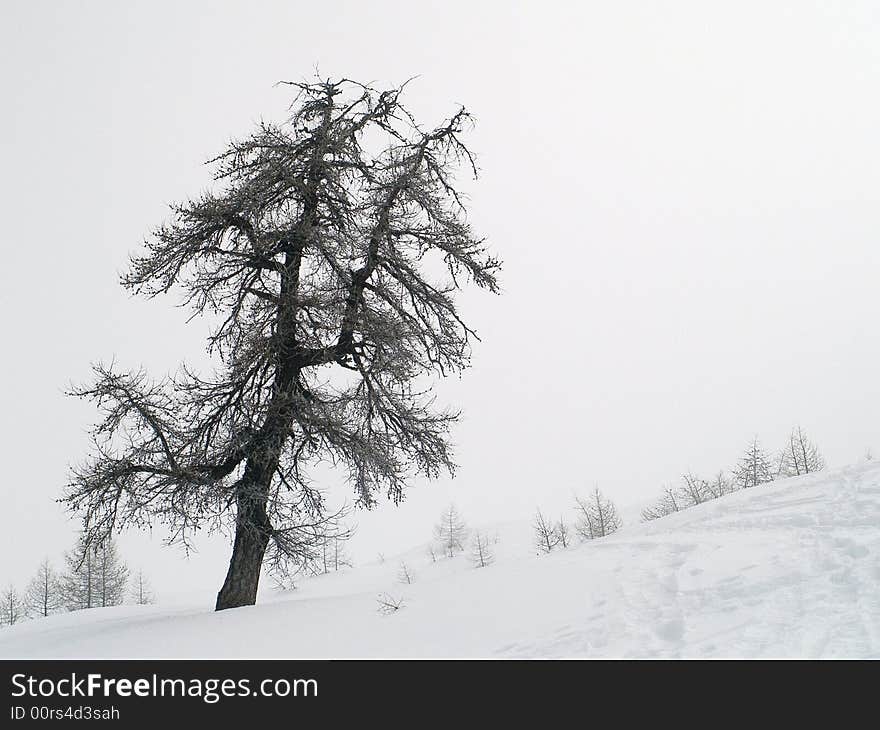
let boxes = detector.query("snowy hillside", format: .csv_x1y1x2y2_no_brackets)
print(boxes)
3,461,879,658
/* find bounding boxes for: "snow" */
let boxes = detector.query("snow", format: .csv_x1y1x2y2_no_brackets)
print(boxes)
3,461,879,658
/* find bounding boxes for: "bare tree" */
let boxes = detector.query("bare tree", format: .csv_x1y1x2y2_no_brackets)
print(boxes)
130,570,156,605
641,487,682,522
733,436,775,488
1,586,24,626
25,558,63,618
704,470,737,500
94,540,129,607
59,533,128,610
266,514,353,584
555,519,570,548
533,509,560,554
469,531,495,568
426,544,437,563
61,533,95,611
313,532,354,575
62,78,500,611
574,488,622,539
332,536,353,572
397,562,415,584
777,426,825,478
434,504,469,557
678,472,710,507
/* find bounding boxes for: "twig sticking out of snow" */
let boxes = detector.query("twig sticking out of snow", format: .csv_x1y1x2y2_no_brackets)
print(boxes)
376,593,404,615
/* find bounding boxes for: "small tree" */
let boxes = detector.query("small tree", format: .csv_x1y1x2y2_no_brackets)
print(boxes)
555,519,570,548
533,509,560,554
397,562,415,584
778,426,825,478
2,586,24,626
733,437,775,488
94,540,129,607
704,470,737,500
130,570,156,605
264,511,352,584
642,487,682,521
434,505,468,557
574,488,622,540
25,558,63,618
61,533,95,611
469,531,495,568
678,472,710,507
329,537,352,572
641,487,682,522
426,545,437,563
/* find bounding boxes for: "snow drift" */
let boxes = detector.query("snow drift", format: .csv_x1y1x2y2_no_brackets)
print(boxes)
3,461,879,658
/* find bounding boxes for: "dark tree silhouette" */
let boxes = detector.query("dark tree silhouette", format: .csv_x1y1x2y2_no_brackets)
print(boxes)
63,78,500,610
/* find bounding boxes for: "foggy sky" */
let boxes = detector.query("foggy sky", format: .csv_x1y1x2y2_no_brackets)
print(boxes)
2,0,878,603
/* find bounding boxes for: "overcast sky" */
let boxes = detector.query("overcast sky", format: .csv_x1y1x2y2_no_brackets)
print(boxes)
2,1,879,604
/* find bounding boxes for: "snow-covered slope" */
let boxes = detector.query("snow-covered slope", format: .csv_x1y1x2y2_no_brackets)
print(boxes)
3,461,880,658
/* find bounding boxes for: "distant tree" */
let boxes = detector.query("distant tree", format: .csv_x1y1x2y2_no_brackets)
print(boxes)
24,558,63,618
397,562,415,585
94,541,129,607
533,509,560,554
1,586,24,626
777,426,825,478
63,78,500,611
264,512,352,585
130,570,156,605
641,487,682,522
434,505,468,557
329,537,352,572
574,488,622,539
555,519,570,548
311,533,354,575
426,545,437,563
61,533,128,610
704,470,737,500
61,533,95,611
677,472,710,507
468,531,495,568
866,449,874,462
733,437,775,488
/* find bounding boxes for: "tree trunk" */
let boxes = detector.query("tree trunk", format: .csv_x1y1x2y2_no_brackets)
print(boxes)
215,490,271,610
215,236,305,611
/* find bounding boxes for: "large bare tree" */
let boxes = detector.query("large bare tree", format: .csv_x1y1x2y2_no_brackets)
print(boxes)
64,78,500,610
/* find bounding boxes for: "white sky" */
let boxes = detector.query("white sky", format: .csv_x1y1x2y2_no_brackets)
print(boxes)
2,1,879,605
